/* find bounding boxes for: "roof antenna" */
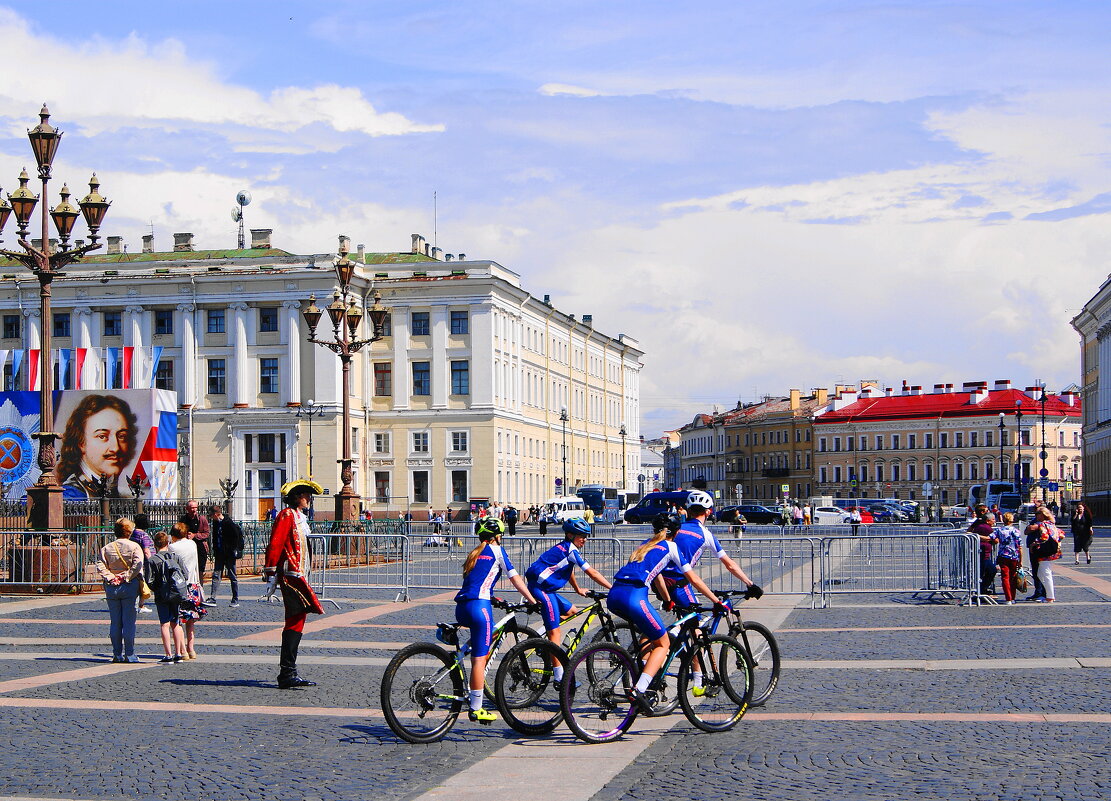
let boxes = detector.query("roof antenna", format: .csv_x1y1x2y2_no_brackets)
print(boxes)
433,190,437,248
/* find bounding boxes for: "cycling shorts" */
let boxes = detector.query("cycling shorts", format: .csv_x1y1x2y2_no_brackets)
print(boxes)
529,584,573,633
653,576,697,608
455,599,494,658
607,582,667,641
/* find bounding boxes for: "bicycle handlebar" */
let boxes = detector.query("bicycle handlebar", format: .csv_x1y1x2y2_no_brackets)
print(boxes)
584,590,609,600
492,597,533,613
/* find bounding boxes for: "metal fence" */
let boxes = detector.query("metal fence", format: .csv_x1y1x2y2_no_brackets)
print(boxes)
1,525,980,606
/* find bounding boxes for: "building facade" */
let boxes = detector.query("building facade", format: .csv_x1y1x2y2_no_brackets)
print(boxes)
1072,285,1111,518
0,231,643,519
813,381,1082,509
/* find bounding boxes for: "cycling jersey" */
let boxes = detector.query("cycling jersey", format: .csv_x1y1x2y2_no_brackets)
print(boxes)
454,543,518,602
525,540,590,592
613,539,690,587
660,519,727,583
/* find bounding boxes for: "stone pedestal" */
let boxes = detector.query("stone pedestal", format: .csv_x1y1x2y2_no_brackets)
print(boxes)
26,485,64,531
335,491,361,524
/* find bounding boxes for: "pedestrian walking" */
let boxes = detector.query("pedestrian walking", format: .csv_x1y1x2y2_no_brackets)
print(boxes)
169,522,205,659
1027,507,1064,603
208,506,244,607
802,503,812,527
994,513,1023,604
96,518,144,663
791,504,803,528
504,504,518,536
146,530,189,663
849,507,862,535
179,499,211,584
264,479,326,689
1071,503,1094,564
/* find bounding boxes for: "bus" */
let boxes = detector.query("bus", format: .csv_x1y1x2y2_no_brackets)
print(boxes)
968,483,1017,511
576,485,635,523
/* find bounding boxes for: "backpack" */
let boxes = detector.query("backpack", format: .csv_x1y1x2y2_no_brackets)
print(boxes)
148,552,189,605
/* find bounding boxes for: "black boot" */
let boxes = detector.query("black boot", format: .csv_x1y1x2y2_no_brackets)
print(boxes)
277,629,316,689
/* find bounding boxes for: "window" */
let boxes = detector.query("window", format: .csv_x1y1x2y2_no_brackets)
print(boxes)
892,465,900,481
259,358,279,393
374,432,390,453
940,463,949,480
819,466,828,483
450,311,469,335
971,432,978,448
259,307,279,333
412,361,430,395
451,470,468,502
908,464,916,481
1021,429,1031,446
955,462,964,480
847,436,855,452
208,359,226,394
3,364,13,391
892,434,900,450
1001,430,1009,446
412,432,429,453
258,470,275,492
833,466,842,482
875,465,884,483
970,462,979,480
374,363,392,396
154,360,174,390
375,471,391,503
450,360,470,395
955,432,964,448
940,433,948,448
925,433,933,449
1059,431,1065,447
451,431,468,452
207,309,225,334
411,311,430,336
258,433,277,463
2,315,18,339
875,436,883,451
103,311,122,337
379,313,392,337
52,313,70,337
924,463,933,481
908,434,916,449
155,309,173,335
833,437,841,452
412,470,429,503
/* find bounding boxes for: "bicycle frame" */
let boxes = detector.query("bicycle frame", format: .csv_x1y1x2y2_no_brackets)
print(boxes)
558,599,617,655
435,609,529,703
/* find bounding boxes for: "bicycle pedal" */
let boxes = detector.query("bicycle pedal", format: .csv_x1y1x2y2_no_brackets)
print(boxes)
468,709,497,724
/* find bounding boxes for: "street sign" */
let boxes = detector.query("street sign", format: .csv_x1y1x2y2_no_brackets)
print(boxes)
780,484,789,493
922,482,933,495
1066,481,1074,491
637,473,645,482
1048,482,1059,492
849,479,858,487
1039,468,1049,478
1039,478,1050,489
554,478,562,486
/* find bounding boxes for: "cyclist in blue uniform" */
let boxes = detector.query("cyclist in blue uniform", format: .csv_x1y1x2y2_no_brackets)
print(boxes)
608,512,723,712
455,518,538,723
661,490,761,608
525,518,613,683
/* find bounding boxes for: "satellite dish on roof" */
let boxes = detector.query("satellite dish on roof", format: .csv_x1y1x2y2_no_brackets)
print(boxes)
236,190,252,207
231,207,242,222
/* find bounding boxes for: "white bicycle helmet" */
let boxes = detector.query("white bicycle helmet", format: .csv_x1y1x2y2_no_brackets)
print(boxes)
684,490,714,510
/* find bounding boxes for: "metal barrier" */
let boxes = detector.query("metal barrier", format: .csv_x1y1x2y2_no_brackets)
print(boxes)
0,530,113,592
819,531,977,607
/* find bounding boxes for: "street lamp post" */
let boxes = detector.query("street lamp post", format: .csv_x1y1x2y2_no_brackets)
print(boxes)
0,106,109,531
301,237,388,522
1039,386,1049,505
560,408,569,496
1014,399,1023,497
296,398,325,480
619,423,627,490
997,413,1005,485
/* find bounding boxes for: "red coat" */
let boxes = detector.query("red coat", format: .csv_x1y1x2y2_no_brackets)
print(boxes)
265,508,323,614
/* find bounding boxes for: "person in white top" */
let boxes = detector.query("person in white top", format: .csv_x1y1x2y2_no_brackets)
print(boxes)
169,523,202,659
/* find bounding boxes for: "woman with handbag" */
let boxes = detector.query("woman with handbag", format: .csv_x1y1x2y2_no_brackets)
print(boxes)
1029,508,1064,603
1071,503,1094,565
95,518,146,663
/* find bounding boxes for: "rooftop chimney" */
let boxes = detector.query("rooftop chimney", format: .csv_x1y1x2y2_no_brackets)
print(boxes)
356,243,365,262
543,294,551,305
142,234,154,254
885,387,894,397
107,236,123,255
250,229,272,250
430,246,443,261
1062,390,1077,407
969,384,989,404
173,233,195,252
814,388,829,406
1025,385,1042,399
933,384,946,394
411,233,426,255
445,253,454,262
789,388,801,409
994,379,1012,391
457,253,465,260
583,314,593,327
910,385,923,395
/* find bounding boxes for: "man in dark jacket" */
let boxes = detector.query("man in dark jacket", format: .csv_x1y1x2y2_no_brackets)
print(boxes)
207,505,244,607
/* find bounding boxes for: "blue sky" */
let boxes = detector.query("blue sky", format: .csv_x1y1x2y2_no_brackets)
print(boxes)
2,1,1110,435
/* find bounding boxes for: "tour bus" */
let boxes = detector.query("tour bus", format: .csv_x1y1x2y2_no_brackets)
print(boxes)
577,485,636,523
968,483,1018,511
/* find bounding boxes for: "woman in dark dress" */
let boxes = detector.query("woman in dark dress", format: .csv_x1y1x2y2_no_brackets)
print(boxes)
1071,503,1094,564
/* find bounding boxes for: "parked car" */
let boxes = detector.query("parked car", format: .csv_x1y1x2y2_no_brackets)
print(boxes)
868,503,909,522
812,506,847,524
729,504,781,524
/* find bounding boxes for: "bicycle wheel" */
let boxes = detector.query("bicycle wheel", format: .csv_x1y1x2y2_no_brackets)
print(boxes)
494,637,565,736
561,641,639,744
729,620,780,707
677,635,752,733
381,642,464,744
484,624,540,703
601,623,680,717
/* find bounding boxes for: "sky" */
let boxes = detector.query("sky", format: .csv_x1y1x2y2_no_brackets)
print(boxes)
1,1,1109,436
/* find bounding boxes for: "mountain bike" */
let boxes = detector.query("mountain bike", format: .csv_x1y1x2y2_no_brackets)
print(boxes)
493,589,636,735
380,598,539,744
559,603,754,743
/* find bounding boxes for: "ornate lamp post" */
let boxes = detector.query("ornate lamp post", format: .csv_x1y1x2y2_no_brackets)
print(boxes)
301,237,388,522
296,398,325,480
619,423,627,490
997,413,1005,485
560,408,569,496
1039,386,1049,505
0,106,109,530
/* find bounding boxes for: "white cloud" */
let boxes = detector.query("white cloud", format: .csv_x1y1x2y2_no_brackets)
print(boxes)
0,9,442,138
538,83,605,98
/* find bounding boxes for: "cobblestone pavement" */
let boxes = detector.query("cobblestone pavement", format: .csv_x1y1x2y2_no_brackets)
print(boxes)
0,535,1106,800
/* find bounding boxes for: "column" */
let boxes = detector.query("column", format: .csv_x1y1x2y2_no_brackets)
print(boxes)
23,308,41,349
282,300,302,406
124,305,144,389
391,305,410,411
74,306,93,348
177,304,196,406
431,304,449,408
470,306,494,408
230,301,249,407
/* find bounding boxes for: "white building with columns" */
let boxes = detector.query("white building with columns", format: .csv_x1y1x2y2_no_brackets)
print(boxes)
0,231,643,520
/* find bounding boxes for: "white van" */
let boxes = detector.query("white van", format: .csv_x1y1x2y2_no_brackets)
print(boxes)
541,497,587,523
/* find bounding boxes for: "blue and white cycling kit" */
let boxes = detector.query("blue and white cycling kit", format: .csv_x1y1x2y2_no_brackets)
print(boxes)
608,539,691,640
525,541,591,631
660,520,727,606
455,543,518,658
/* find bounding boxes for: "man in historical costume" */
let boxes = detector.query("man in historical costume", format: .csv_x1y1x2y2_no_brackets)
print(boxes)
264,479,325,689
